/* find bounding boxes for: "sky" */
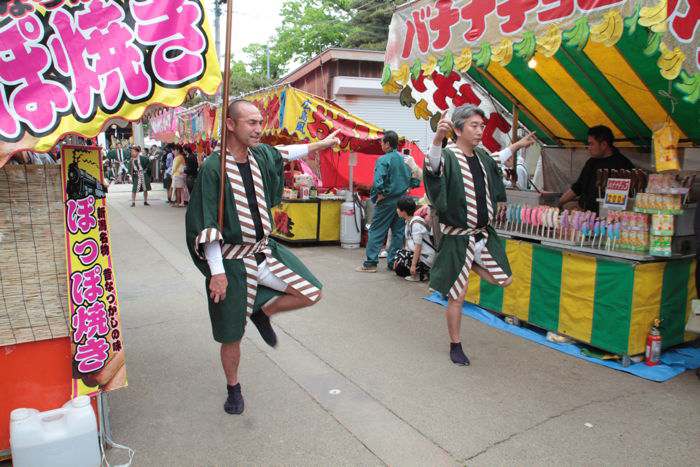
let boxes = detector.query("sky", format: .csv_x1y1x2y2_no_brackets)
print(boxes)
206,0,285,65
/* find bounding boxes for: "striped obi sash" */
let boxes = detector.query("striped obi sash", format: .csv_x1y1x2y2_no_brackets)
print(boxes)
224,152,320,314
442,144,508,300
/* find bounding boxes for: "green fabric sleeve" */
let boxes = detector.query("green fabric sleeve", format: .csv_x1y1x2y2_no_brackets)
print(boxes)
422,154,448,213
185,156,224,261
262,145,285,208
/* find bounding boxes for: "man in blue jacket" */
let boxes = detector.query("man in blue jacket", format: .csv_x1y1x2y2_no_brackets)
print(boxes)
357,131,420,272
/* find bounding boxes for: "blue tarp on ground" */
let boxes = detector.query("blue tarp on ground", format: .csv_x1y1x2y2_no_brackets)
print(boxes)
425,292,700,382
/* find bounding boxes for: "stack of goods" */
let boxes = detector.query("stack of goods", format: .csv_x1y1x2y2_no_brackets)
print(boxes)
494,204,651,253
293,174,314,200
616,211,650,253
635,193,683,214
649,213,673,256
634,173,693,257
646,173,694,195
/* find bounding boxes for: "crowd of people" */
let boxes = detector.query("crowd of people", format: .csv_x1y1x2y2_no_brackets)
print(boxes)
102,142,206,208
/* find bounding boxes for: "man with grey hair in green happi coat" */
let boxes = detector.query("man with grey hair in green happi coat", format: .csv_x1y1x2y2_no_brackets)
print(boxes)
424,104,535,366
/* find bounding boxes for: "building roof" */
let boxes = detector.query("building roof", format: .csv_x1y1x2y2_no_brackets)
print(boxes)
275,47,385,86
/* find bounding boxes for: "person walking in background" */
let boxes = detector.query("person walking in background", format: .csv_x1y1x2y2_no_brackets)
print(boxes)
185,147,199,194
171,145,188,207
356,131,420,272
130,145,154,207
108,141,129,184
163,144,174,204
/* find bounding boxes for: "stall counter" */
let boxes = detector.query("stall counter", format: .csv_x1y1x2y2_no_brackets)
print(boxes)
463,239,696,358
271,198,344,243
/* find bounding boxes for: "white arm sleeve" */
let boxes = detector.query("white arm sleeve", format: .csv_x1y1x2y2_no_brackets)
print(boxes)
204,241,225,275
493,147,513,165
275,144,310,161
427,144,443,172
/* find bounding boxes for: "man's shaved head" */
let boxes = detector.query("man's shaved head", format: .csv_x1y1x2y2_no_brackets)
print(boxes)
227,99,257,119
224,98,263,149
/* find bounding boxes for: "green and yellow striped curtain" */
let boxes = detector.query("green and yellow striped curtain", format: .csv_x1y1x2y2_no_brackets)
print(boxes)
466,240,696,356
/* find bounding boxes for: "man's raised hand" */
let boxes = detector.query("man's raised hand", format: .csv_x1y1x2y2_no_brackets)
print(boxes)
323,129,341,148
433,112,452,145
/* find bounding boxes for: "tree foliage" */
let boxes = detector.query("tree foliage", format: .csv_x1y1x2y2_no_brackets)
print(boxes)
224,0,396,93
344,0,400,51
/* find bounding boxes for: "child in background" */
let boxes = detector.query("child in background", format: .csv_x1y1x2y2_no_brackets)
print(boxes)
394,196,435,282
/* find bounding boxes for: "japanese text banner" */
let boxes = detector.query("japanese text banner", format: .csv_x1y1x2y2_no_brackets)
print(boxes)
386,0,699,76
0,0,221,155
61,146,126,396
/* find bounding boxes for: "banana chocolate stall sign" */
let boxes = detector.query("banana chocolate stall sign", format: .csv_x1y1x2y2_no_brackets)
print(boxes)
383,0,700,148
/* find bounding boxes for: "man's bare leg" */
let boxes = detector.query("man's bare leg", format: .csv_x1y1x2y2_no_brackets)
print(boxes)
221,341,244,414
143,190,149,205
446,287,470,365
130,191,136,207
262,286,321,316
446,288,467,344
251,286,322,348
220,341,241,385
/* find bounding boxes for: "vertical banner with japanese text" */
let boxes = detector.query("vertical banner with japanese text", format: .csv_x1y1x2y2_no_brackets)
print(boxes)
60,146,126,397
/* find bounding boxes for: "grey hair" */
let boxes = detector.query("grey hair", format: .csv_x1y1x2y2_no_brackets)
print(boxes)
451,104,486,131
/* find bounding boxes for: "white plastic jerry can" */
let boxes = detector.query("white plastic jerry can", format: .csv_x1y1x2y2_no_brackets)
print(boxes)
10,395,101,467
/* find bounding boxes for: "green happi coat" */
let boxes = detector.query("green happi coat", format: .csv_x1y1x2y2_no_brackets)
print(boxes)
186,145,322,343
130,155,152,193
423,145,511,298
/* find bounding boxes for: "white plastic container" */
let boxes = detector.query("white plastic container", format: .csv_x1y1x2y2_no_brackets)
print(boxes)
10,396,101,467
340,198,362,249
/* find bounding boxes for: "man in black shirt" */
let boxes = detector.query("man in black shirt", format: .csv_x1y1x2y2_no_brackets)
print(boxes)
558,125,634,213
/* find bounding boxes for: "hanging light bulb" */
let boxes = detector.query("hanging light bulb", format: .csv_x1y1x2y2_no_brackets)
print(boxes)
528,58,537,69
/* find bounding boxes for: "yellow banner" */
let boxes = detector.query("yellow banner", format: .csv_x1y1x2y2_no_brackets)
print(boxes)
0,0,221,155
247,87,385,153
60,146,126,397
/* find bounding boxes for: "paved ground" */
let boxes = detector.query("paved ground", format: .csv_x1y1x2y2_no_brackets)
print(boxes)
102,184,699,466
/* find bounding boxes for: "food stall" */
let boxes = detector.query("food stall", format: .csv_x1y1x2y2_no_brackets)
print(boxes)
246,86,425,243
147,101,221,157
0,0,221,459
383,0,699,361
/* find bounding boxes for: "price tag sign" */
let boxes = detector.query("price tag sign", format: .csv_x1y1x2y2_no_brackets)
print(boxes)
603,178,631,210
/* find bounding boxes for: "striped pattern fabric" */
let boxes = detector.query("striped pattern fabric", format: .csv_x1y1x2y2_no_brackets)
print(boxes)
468,239,697,356
193,227,224,260
223,152,320,314
443,145,509,300
133,157,145,191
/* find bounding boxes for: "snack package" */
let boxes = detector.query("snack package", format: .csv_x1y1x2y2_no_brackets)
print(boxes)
651,214,674,236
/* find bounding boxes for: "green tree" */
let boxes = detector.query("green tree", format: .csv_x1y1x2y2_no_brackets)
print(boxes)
228,60,275,97
243,43,286,80
273,0,353,65
344,0,399,51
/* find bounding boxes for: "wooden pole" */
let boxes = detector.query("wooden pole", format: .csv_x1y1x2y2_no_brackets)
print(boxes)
510,105,520,187
218,0,234,229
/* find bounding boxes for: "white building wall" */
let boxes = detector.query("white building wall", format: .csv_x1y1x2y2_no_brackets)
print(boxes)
332,77,432,152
